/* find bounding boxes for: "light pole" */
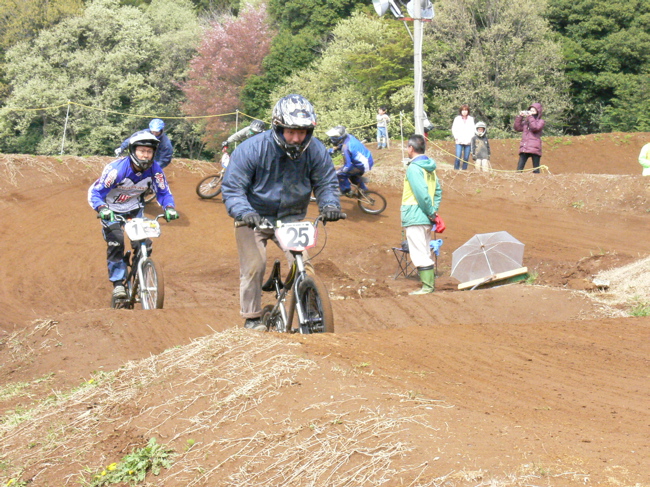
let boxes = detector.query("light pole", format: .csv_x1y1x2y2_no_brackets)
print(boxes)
372,0,433,135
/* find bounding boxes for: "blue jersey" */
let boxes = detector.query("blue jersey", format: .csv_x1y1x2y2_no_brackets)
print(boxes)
88,157,175,213
341,134,374,172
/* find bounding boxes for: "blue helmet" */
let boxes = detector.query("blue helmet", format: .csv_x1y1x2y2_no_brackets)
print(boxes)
149,118,165,133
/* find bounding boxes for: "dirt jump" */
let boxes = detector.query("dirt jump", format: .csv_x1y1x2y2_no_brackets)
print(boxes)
0,132,649,486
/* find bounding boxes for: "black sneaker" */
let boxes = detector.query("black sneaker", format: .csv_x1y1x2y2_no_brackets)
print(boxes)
244,318,267,332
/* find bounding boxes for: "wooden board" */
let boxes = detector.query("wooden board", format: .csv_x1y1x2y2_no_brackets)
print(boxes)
458,267,529,290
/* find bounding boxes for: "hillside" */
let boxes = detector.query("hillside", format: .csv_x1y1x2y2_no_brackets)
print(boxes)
0,132,649,486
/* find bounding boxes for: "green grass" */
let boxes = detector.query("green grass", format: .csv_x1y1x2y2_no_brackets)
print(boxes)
85,438,175,486
524,271,538,285
628,300,650,317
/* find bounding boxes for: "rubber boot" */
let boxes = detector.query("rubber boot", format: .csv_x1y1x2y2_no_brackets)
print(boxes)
409,265,435,295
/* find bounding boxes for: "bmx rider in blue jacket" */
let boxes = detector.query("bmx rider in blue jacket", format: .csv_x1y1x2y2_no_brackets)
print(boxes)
221,94,343,331
326,125,374,197
89,132,179,300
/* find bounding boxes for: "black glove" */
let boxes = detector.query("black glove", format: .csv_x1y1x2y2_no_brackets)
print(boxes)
242,212,261,229
321,205,343,222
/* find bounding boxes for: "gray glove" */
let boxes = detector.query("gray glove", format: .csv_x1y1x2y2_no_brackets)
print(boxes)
242,212,261,229
114,148,123,157
321,205,343,222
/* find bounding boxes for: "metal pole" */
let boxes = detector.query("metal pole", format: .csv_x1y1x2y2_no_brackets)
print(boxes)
413,1,424,135
60,101,71,155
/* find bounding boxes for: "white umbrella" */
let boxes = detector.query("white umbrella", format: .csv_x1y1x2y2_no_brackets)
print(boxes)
451,231,524,283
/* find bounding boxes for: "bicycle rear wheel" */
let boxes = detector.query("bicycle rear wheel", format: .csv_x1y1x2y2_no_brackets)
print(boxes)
357,190,387,215
297,275,334,333
139,258,164,309
196,174,223,199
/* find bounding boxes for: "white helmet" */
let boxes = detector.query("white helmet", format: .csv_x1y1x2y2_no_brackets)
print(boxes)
271,94,317,160
475,121,487,137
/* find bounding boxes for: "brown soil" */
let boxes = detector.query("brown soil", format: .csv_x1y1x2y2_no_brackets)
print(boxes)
0,132,649,486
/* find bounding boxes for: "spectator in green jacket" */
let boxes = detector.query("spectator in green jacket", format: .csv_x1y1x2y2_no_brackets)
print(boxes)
639,141,650,176
400,134,443,294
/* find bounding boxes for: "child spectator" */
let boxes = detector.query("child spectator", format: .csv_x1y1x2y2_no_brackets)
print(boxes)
471,121,491,172
376,107,390,149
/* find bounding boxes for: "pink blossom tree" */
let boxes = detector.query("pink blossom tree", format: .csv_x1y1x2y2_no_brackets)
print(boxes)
182,5,272,151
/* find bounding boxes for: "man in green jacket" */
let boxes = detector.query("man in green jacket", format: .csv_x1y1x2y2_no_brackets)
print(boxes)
401,134,443,294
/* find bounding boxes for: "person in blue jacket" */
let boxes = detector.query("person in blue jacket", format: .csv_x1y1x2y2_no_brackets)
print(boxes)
325,125,374,197
221,94,343,331
116,118,174,169
401,134,443,294
89,132,179,300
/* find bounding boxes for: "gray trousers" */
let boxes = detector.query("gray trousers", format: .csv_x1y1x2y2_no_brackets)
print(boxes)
235,225,295,319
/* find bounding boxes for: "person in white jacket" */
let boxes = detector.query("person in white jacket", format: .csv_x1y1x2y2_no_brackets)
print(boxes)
451,104,475,170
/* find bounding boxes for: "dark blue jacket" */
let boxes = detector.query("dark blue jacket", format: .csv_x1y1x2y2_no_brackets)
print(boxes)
222,130,340,224
120,129,174,168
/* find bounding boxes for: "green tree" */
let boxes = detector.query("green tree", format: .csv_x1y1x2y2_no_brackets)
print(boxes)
0,0,201,156
270,12,412,142
0,0,84,105
546,0,650,133
422,0,570,138
240,0,369,118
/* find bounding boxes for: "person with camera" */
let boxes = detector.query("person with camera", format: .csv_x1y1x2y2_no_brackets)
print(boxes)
514,103,545,173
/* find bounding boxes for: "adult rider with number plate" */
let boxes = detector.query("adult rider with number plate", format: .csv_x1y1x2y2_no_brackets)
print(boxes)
221,94,343,332
88,132,179,301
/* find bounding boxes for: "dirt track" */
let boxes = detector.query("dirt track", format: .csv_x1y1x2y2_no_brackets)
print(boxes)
1,133,649,485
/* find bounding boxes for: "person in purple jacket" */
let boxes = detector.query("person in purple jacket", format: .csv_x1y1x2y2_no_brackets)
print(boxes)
88,132,178,300
514,102,545,173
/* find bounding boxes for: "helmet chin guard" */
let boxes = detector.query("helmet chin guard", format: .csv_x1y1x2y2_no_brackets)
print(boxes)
128,132,159,171
271,94,317,160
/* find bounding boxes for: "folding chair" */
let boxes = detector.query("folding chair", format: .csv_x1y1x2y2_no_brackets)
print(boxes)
392,230,444,279
392,242,418,279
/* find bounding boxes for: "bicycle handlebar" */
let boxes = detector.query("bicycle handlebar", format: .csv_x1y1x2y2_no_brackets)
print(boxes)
98,213,168,223
234,213,347,230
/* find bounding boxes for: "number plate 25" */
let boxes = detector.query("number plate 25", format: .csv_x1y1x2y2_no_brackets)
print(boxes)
276,221,317,251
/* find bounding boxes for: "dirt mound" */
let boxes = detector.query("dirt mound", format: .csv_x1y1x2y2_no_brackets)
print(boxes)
1,133,649,486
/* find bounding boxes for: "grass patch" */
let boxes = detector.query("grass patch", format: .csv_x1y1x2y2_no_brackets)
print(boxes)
84,438,174,486
524,271,538,285
628,299,650,317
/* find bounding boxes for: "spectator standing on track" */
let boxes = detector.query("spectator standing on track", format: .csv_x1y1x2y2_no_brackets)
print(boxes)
451,104,475,170
514,103,545,173
471,121,491,172
376,107,390,149
401,134,442,295
638,141,650,176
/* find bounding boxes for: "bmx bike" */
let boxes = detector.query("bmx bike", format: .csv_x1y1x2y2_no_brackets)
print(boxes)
343,182,387,215
109,214,168,310
196,150,229,199
238,214,345,334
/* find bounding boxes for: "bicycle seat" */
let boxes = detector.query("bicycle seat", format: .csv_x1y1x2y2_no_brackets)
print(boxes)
262,259,284,292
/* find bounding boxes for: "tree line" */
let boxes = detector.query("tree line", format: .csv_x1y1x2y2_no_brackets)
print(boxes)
0,0,647,158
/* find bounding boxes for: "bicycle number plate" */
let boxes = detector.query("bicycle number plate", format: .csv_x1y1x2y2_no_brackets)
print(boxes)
124,219,161,241
276,221,317,251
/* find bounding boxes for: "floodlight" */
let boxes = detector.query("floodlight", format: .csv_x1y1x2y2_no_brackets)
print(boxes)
406,0,434,19
372,0,404,18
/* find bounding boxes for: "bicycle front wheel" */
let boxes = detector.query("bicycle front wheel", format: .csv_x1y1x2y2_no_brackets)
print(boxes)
143,188,156,204
196,174,223,199
297,275,334,333
139,258,165,309
357,190,387,215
